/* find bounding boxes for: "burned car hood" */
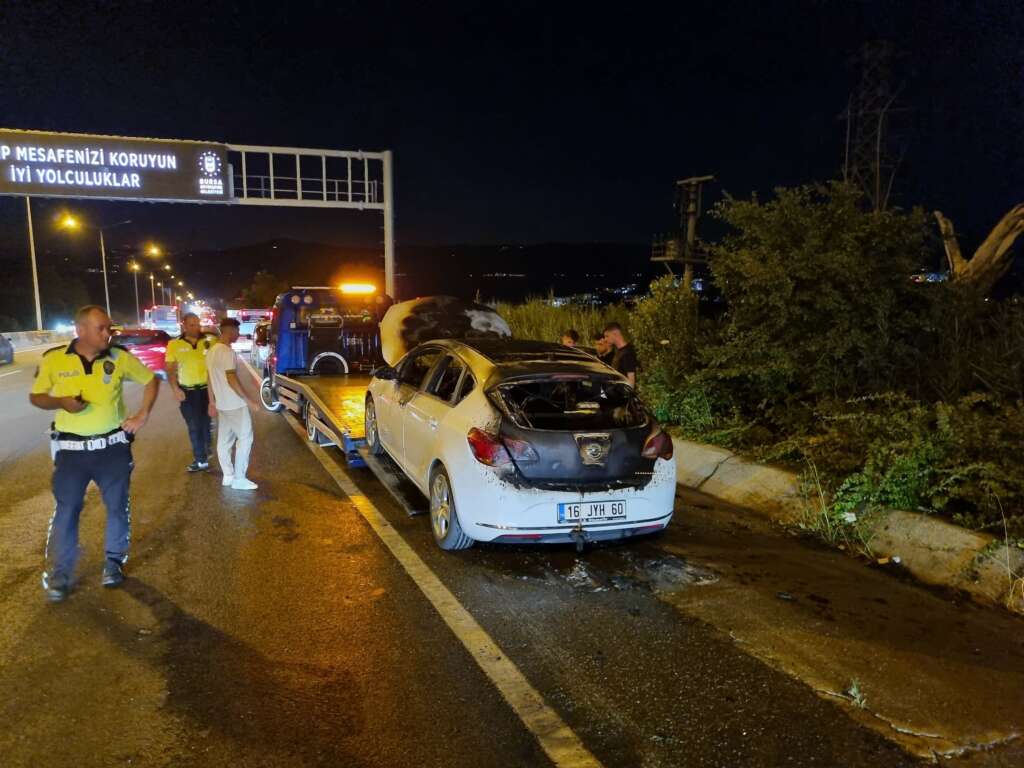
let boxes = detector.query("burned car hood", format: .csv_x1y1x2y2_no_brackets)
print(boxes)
379,295,511,366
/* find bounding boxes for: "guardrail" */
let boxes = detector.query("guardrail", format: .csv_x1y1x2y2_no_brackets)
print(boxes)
2,331,73,350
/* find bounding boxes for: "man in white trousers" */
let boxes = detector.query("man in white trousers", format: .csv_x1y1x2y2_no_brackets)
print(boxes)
206,318,260,490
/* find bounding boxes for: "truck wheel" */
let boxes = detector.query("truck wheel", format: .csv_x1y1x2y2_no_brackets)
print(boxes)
260,377,283,412
429,466,473,551
364,397,385,456
304,402,320,442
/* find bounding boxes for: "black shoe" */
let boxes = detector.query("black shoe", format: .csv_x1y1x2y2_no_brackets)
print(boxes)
102,560,125,588
187,460,210,473
45,581,70,602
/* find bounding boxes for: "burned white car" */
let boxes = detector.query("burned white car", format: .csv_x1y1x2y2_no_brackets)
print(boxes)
365,335,677,551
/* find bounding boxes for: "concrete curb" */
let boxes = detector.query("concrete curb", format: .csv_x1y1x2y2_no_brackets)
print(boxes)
672,436,1024,613
2,331,73,350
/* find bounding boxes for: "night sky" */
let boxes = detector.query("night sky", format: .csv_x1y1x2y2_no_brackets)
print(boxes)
0,1,1021,282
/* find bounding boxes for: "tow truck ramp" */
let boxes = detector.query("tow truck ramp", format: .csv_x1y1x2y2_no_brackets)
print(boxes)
270,372,427,516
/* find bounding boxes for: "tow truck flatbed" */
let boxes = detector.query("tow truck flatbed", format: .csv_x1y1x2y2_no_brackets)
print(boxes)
259,369,427,515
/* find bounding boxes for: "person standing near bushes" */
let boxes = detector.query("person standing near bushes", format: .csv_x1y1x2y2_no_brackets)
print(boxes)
603,322,638,386
560,329,579,347
591,331,615,366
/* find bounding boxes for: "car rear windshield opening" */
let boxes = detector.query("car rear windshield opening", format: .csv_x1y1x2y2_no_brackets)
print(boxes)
493,378,648,430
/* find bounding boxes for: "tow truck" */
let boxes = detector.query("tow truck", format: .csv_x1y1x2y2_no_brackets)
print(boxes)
255,283,393,469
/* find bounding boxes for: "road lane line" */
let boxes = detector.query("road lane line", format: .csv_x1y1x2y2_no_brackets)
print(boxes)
283,414,604,768
0,369,25,378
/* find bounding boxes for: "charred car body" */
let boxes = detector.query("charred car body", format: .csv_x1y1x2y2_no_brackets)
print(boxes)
366,334,677,551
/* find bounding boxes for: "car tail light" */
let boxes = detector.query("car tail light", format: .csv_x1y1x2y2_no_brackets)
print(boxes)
467,428,511,466
642,428,674,460
502,436,539,464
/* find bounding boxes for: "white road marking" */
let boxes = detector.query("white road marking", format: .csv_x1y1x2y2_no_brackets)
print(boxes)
283,414,603,768
0,369,25,379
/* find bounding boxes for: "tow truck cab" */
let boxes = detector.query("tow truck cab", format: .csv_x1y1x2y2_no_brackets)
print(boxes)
263,285,393,378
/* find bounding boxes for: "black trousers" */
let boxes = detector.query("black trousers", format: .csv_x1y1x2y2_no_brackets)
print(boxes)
179,386,211,462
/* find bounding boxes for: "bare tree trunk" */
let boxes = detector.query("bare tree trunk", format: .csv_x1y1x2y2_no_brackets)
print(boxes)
934,204,1024,294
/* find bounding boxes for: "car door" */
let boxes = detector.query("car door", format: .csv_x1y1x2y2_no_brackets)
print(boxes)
377,347,443,468
403,354,466,489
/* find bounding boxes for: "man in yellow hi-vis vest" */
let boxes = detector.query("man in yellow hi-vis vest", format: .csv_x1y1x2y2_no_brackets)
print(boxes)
30,305,159,602
165,312,215,472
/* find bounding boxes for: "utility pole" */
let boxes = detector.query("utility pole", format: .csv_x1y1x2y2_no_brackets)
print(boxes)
678,175,714,293
651,175,714,294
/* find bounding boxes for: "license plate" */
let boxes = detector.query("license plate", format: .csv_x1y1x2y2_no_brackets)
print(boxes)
558,500,626,523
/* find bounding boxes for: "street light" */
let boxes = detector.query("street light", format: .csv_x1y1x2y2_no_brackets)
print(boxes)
129,262,141,326
57,213,132,317
149,273,156,306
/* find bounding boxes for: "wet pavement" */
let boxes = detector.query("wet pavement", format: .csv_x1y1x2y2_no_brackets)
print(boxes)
1,371,1022,767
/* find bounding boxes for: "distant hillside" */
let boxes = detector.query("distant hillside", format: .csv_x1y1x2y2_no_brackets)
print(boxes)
174,239,657,302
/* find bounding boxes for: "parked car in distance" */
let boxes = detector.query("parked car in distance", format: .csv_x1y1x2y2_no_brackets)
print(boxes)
113,328,172,379
0,334,13,366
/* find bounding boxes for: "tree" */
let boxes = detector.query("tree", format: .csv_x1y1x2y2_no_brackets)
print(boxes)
706,182,929,406
239,271,289,307
933,204,1024,295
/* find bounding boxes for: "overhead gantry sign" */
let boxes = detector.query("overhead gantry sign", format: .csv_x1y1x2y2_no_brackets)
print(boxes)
0,128,396,296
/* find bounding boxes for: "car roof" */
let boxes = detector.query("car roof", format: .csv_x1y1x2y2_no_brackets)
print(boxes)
419,338,622,387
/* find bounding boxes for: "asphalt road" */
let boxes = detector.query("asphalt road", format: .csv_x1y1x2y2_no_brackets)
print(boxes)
1,363,1022,768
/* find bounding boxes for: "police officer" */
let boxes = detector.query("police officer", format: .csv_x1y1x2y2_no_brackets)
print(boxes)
29,305,159,602
166,312,214,472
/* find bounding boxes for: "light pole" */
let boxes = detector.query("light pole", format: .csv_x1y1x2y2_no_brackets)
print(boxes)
129,263,141,326
142,244,163,312
58,214,132,318
24,197,43,330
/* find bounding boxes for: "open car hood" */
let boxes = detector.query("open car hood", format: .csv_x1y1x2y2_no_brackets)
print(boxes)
379,295,511,366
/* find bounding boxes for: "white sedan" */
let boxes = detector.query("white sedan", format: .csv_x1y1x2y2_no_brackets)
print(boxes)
365,338,677,551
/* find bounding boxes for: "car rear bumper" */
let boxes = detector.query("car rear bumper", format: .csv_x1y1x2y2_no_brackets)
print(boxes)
452,455,677,543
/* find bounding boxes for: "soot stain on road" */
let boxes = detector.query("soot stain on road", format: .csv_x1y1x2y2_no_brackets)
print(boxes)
469,540,718,596
118,580,369,766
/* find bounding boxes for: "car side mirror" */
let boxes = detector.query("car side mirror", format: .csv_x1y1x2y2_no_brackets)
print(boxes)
373,365,398,381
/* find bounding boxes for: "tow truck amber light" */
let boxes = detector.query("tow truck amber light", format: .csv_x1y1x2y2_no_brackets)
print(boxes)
340,282,376,295
467,428,512,466
642,429,674,460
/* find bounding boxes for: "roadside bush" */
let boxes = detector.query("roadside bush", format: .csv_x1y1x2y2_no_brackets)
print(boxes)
777,392,1024,537
705,182,930,412
630,274,697,388
495,298,626,344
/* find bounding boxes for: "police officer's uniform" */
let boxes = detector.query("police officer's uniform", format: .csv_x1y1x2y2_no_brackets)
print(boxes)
165,334,214,467
31,340,154,593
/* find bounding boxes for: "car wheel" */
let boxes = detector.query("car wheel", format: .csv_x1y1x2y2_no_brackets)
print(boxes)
364,397,385,456
260,377,283,412
429,466,473,551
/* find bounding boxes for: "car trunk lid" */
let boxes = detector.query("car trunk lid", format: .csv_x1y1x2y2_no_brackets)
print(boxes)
488,376,656,490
